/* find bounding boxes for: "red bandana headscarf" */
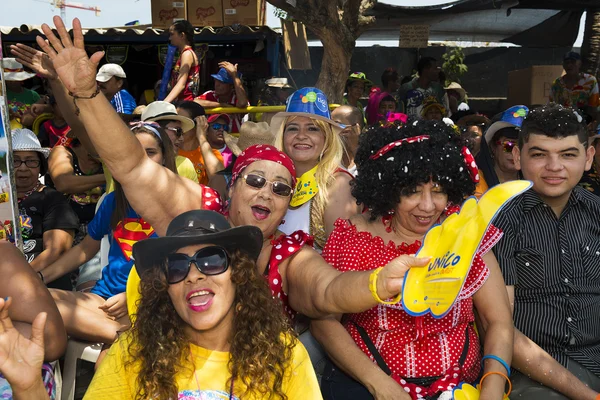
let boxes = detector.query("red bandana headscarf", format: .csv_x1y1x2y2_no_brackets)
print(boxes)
231,144,297,188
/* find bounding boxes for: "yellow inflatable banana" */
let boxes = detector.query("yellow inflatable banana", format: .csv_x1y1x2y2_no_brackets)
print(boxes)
402,180,532,318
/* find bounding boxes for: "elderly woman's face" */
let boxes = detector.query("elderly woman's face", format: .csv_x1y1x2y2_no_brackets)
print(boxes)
14,151,41,191
228,160,293,237
395,181,448,236
283,116,325,166
167,244,236,337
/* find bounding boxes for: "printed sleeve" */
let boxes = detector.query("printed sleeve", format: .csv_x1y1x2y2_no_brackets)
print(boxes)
83,335,133,399
41,189,79,233
87,192,116,241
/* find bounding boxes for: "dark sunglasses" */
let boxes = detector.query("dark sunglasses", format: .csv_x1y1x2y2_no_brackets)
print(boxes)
14,159,41,168
165,126,184,137
166,246,229,284
243,174,293,197
496,139,517,153
211,123,230,132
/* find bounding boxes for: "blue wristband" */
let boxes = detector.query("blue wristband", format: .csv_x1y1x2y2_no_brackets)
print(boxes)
481,355,511,377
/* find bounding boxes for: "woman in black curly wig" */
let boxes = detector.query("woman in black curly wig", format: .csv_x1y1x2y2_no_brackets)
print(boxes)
313,120,514,400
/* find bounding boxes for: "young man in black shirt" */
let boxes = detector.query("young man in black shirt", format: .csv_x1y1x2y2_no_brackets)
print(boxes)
493,103,600,399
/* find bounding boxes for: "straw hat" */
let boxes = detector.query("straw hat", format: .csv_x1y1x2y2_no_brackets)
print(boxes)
12,128,49,158
2,58,36,82
445,82,467,103
224,121,274,156
142,101,195,132
265,77,293,89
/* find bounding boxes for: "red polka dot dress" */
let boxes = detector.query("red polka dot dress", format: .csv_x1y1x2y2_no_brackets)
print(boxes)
322,219,502,398
267,230,314,321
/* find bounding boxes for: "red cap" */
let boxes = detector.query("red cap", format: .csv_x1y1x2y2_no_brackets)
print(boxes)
207,113,231,125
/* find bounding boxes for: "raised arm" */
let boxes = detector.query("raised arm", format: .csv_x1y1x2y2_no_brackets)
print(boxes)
220,61,248,107
284,246,429,318
35,17,207,236
195,116,227,196
163,50,193,103
11,43,98,158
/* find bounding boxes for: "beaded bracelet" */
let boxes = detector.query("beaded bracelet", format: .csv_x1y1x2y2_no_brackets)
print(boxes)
369,267,402,305
479,371,512,397
68,85,101,116
481,354,511,377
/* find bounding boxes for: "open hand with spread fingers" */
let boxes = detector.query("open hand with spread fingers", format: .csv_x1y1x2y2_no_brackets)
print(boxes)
36,16,104,97
10,43,58,80
0,297,47,395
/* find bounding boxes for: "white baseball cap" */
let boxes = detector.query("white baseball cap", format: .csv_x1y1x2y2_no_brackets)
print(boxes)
96,64,127,82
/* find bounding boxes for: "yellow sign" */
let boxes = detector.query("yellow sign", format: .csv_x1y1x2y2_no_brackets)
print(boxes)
402,180,532,318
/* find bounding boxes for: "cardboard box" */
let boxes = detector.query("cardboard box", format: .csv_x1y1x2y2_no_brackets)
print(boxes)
188,0,223,27
222,0,265,26
151,0,187,29
507,65,564,106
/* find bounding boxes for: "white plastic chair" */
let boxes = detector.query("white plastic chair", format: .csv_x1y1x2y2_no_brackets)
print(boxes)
60,339,102,400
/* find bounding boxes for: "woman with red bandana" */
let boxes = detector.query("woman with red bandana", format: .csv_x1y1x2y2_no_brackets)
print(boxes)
13,19,428,327
313,120,513,400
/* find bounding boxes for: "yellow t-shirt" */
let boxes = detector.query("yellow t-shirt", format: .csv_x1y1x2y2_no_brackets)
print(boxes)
84,332,322,400
103,155,199,193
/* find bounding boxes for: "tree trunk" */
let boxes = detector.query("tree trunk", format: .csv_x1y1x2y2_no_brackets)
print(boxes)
582,9,600,77
315,30,355,104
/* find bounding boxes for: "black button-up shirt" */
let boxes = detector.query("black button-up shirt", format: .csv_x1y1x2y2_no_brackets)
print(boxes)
493,186,600,375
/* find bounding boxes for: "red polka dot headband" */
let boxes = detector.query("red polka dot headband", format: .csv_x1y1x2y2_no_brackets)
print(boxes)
370,135,480,184
369,135,430,160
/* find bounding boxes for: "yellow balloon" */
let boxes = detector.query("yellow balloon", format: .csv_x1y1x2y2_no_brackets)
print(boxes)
403,180,532,318
453,383,481,400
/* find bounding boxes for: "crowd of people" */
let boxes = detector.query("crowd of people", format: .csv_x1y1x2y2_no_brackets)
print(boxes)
0,14,600,400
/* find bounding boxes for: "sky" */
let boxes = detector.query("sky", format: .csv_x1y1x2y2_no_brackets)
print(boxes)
0,0,585,47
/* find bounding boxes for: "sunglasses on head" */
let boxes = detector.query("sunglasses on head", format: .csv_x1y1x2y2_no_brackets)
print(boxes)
243,174,293,197
166,246,229,284
165,126,184,137
211,123,230,132
496,139,517,153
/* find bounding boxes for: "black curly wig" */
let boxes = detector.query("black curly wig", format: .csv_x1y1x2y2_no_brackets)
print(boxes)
519,103,588,149
353,119,476,219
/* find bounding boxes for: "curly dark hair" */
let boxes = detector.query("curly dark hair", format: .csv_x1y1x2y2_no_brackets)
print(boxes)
519,102,588,149
127,250,295,400
353,120,476,219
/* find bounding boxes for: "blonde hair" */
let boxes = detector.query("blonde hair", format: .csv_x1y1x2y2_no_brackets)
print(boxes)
274,115,343,247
